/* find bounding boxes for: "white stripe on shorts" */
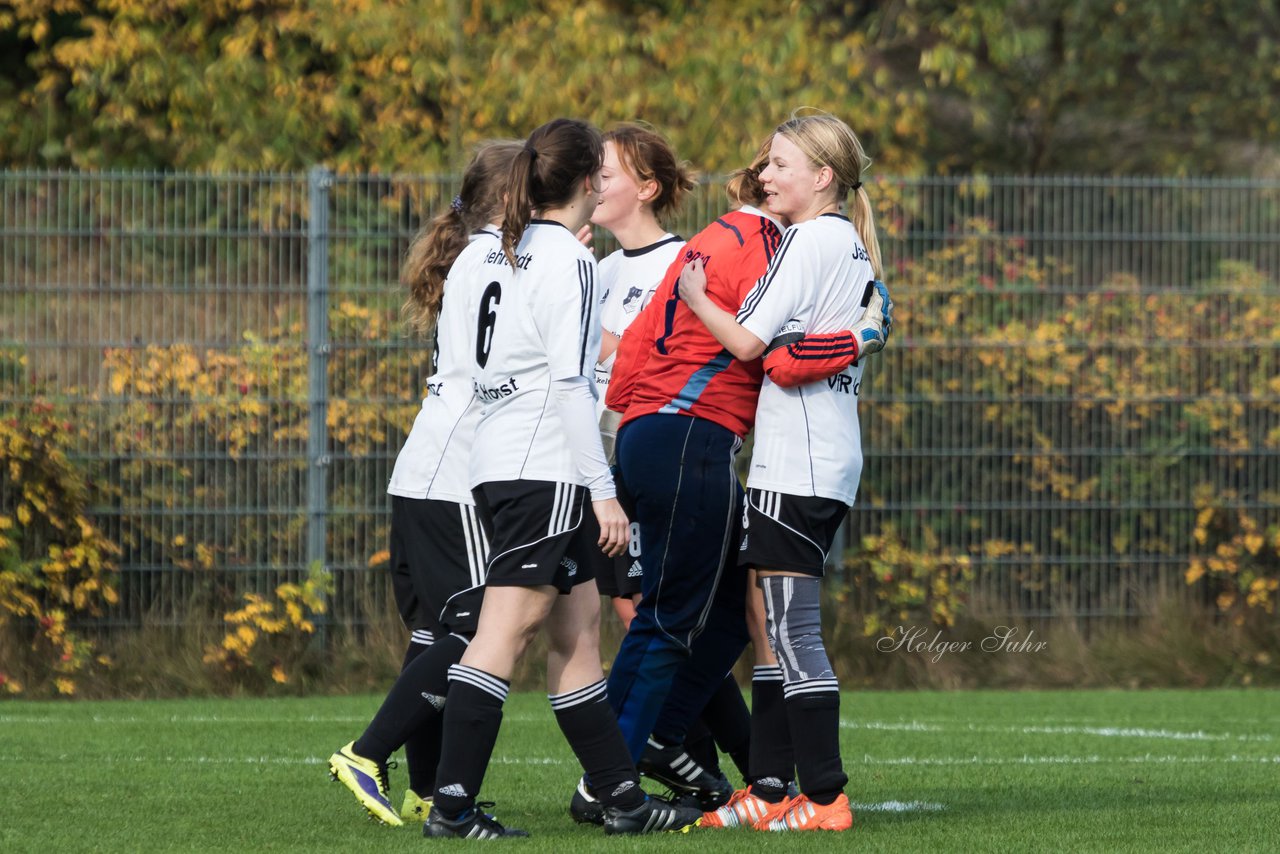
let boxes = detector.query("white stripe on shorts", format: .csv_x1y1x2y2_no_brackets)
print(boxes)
459,504,488,588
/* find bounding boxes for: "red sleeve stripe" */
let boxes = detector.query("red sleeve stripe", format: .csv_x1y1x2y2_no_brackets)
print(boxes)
784,334,859,361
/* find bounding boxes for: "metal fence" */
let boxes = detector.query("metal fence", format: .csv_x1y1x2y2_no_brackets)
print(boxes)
2,171,1278,628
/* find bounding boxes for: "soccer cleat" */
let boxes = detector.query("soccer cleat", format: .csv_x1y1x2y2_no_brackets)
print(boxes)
701,788,788,829
637,738,733,810
327,742,403,826
424,803,529,839
569,776,605,826
762,792,854,832
603,795,703,835
401,789,432,823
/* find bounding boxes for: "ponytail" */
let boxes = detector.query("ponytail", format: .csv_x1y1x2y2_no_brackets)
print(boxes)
502,119,604,268
401,207,469,334
725,135,773,207
849,185,882,279
402,139,522,335
502,146,537,269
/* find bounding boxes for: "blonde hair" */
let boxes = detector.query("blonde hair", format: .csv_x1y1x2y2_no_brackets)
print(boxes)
401,140,522,334
724,135,773,207
604,123,697,224
775,112,882,278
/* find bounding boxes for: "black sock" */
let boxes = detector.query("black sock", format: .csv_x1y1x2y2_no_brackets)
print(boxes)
701,673,751,779
784,681,846,804
551,680,645,811
683,718,720,776
432,664,508,818
400,632,441,796
405,711,444,797
747,665,793,801
353,633,468,765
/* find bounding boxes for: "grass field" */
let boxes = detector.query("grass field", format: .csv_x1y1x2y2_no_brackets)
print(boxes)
2,689,1276,852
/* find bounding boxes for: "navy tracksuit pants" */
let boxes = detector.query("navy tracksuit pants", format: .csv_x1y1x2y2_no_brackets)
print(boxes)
607,413,750,761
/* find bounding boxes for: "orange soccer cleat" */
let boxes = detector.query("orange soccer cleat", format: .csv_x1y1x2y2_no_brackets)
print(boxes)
701,788,794,830
760,792,854,832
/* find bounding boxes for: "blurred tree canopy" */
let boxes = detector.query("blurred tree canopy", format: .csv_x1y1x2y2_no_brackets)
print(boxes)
2,0,1277,174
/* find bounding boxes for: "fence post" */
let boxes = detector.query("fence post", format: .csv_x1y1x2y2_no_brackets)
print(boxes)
307,167,333,637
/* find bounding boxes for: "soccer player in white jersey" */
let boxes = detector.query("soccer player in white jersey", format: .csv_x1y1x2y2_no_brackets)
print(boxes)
680,112,893,833
424,118,701,839
589,123,692,618
326,141,521,827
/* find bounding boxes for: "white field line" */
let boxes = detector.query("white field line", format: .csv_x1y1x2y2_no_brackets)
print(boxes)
0,753,565,766
0,713,553,725
3,714,1270,744
851,800,946,812
840,720,1273,743
1,752,1276,769
860,753,1280,767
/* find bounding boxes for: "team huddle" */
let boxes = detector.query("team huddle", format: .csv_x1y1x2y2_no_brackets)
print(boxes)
327,111,894,838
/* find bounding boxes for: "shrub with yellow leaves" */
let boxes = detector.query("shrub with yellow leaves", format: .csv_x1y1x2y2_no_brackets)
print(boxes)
202,562,334,688
0,398,120,696
1187,487,1280,624
839,524,974,639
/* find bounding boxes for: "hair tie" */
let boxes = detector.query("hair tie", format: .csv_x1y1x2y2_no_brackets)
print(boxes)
851,181,863,191
524,144,539,162
450,195,464,214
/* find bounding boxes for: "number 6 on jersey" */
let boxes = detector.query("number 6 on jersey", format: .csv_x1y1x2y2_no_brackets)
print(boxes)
475,281,502,368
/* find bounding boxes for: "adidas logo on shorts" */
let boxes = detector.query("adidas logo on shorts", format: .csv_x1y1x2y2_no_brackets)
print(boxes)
438,783,468,798
627,560,642,578
740,535,749,550
560,557,578,577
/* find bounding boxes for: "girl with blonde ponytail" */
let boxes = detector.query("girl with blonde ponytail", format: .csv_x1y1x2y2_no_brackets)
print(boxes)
681,111,894,833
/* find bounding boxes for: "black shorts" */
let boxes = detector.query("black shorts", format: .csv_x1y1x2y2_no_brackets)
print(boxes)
389,496,488,636
583,481,643,599
472,480,597,594
738,488,848,577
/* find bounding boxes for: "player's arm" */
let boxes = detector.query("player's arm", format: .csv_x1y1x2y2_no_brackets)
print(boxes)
606,264,669,412
762,280,894,387
677,256,767,361
539,255,629,556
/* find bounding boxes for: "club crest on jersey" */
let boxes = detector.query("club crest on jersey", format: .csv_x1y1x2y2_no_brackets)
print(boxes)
622,286,645,314
473,376,520,401
484,248,533,270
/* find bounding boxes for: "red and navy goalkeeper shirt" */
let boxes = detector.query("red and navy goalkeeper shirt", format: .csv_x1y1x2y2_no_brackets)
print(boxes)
607,206,783,438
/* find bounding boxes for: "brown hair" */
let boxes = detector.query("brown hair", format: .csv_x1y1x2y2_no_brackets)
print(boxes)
724,135,773,207
775,111,882,277
401,140,522,334
502,118,604,268
603,123,697,224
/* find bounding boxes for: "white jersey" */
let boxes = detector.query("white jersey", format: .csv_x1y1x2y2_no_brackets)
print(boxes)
387,227,508,504
594,233,684,416
469,220,602,488
736,213,875,505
